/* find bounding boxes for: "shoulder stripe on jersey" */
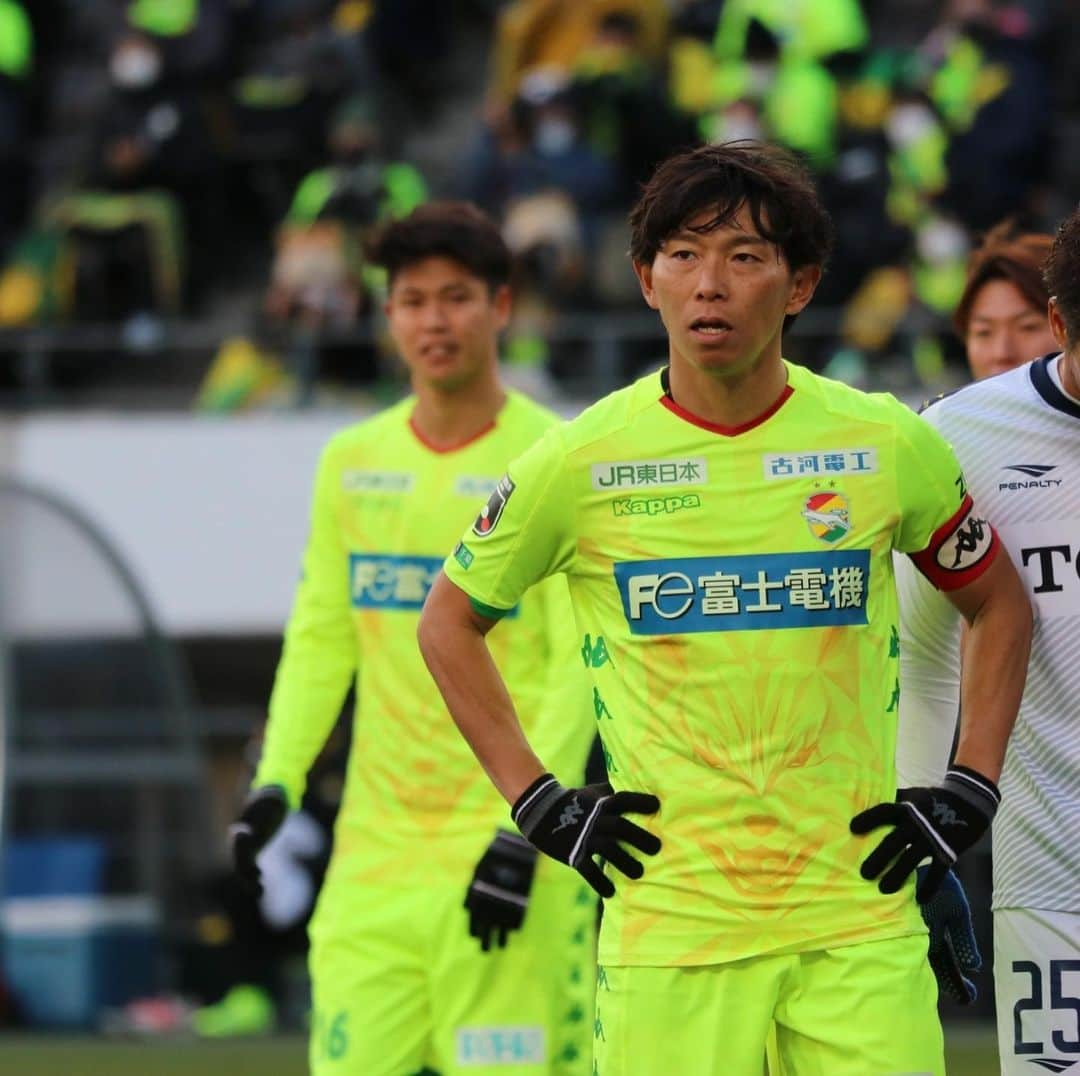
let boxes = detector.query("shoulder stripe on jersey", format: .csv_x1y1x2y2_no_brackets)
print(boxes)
1030,352,1080,420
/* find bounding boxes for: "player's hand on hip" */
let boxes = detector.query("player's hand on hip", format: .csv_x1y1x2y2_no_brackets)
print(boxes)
849,765,999,902
918,865,982,1005
229,784,288,897
464,829,538,951
511,774,661,898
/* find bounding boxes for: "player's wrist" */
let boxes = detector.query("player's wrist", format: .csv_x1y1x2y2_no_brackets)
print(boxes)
492,828,539,864
510,773,565,840
943,765,1000,822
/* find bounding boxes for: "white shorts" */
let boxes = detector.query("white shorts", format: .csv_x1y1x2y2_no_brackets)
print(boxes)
993,907,1080,1076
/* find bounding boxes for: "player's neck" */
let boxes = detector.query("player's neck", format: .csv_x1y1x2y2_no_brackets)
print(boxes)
1059,349,1080,402
410,371,507,452
667,348,788,430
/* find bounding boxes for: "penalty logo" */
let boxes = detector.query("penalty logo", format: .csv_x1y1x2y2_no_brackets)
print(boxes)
802,492,851,544
472,475,515,538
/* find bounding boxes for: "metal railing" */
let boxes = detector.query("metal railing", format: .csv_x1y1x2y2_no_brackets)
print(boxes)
0,304,959,410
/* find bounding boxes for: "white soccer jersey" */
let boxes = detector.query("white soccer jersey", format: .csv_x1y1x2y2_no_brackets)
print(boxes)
895,353,1080,913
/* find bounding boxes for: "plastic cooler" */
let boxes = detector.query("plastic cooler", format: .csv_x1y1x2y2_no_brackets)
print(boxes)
1,838,160,1027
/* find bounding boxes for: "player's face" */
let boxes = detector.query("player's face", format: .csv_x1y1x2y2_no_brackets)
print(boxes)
633,203,820,380
965,279,1057,381
385,256,510,390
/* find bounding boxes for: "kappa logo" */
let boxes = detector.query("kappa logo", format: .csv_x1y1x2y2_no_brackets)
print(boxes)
551,796,584,833
472,475,515,538
936,508,993,572
612,493,702,517
802,492,851,543
931,799,966,828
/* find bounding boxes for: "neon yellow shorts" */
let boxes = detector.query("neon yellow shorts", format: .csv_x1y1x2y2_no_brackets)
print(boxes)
308,859,595,1076
594,933,944,1076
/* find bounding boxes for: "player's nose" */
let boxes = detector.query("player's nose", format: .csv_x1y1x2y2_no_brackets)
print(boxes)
694,255,729,300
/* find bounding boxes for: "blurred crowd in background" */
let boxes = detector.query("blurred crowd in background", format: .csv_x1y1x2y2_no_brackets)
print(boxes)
1,0,1076,1040
0,0,1077,406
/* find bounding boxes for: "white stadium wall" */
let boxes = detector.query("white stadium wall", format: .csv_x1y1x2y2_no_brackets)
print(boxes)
3,412,361,637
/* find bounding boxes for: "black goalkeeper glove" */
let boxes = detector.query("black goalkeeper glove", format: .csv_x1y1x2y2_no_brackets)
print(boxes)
850,764,1000,903
464,829,538,951
919,865,982,1005
511,774,661,899
229,784,288,897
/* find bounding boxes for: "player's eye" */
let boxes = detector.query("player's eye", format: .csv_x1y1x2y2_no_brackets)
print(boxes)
669,249,695,261
733,252,760,263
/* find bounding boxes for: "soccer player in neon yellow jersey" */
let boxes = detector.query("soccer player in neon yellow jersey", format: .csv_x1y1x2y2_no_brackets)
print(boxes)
418,145,1033,1074
230,203,595,1075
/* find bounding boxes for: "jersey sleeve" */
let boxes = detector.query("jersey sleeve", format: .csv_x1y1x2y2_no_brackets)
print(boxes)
893,550,962,787
443,425,577,616
892,402,1000,590
254,441,356,808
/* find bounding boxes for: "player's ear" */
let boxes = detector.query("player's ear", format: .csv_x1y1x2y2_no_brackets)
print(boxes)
633,260,659,310
492,283,513,331
785,264,822,317
1048,298,1070,351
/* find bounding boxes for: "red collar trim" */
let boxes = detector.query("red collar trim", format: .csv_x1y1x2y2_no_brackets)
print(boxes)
408,416,497,454
660,384,794,436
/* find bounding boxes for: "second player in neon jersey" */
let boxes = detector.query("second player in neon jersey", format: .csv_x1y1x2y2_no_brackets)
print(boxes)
232,203,595,1076
419,143,1033,1074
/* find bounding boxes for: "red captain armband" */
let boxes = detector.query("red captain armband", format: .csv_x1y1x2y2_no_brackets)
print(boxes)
908,494,1001,591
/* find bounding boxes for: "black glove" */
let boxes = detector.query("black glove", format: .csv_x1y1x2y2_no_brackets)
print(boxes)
511,774,661,898
464,829,538,951
919,865,981,1005
229,784,288,897
850,764,1000,902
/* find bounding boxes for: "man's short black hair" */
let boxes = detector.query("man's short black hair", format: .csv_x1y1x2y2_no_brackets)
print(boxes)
368,202,512,292
628,141,833,273
1045,205,1080,345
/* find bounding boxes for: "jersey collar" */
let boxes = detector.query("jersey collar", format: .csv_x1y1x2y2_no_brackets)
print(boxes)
1029,352,1080,420
658,365,793,436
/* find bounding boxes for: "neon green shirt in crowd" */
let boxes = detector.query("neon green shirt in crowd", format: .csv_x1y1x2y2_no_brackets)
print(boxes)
256,391,593,884
445,362,994,966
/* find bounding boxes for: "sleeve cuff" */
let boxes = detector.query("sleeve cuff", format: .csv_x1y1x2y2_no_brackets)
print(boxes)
468,596,514,621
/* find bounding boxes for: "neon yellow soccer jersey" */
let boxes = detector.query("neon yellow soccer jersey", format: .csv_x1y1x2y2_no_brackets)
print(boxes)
444,363,999,967
255,390,593,885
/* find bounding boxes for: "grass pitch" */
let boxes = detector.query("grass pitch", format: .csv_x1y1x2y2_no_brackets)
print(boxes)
0,1027,998,1075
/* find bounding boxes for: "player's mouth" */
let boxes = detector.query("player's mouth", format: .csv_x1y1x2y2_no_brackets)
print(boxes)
689,317,733,341
421,341,459,361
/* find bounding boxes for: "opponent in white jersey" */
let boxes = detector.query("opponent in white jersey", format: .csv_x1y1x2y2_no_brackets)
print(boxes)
896,207,1080,1076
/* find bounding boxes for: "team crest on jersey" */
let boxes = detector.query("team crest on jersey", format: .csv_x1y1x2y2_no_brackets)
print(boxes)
802,492,851,543
471,475,515,538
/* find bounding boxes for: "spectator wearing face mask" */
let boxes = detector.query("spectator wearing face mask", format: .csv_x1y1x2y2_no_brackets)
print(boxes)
465,68,619,221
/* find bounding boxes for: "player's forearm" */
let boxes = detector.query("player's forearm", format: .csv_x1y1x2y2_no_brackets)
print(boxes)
953,571,1032,783
418,578,546,804
255,624,355,808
